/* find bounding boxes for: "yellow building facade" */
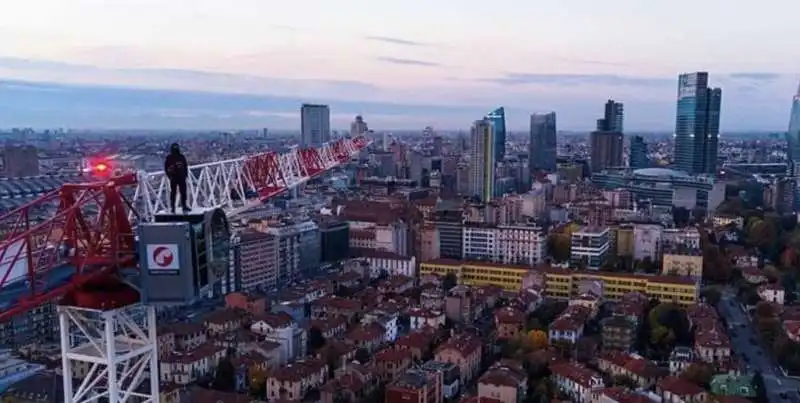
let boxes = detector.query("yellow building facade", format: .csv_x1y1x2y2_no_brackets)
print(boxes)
421,259,698,306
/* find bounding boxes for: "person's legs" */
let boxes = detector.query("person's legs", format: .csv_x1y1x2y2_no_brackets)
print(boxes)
178,178,189,211
169,178,178,213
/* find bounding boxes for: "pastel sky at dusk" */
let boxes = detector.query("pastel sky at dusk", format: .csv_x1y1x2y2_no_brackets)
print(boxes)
1,0,799,131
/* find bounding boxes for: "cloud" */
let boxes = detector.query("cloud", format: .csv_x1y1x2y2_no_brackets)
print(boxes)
727,72,782,81
484,73,673,87
558,58,629,67
364,35,430,47
0,56,379,99
376,57,441,67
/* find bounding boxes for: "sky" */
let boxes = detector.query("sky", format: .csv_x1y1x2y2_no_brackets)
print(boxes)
1,0,799,131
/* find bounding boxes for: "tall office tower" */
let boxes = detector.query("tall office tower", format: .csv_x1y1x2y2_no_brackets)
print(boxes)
674,72,722,175
590,100,624,173
590,131,624,172
529,112,558,173
786,82,800,210
596,100,624,132
469,119,495,201
350,115,368,138
486,107,506,164
629,135,649,169
300,103,331,147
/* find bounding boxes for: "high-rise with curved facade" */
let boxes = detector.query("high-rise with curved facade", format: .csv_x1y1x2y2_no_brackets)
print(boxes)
786,83,800,210
673,72,722,175
486,107,506,164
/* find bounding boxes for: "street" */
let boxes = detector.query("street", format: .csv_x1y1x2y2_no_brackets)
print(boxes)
718,290,800,401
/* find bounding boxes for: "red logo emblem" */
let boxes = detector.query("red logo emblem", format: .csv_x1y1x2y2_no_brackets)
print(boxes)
152,246,174,268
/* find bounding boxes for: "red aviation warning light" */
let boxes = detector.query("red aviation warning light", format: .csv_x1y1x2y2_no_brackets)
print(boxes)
83,157,114,176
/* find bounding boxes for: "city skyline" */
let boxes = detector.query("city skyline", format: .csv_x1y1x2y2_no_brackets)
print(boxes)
1,0,799,130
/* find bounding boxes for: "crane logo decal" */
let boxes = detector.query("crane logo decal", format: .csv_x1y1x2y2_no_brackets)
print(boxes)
146,244,180,271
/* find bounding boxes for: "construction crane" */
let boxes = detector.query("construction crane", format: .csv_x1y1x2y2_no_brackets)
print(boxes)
0,136,370,403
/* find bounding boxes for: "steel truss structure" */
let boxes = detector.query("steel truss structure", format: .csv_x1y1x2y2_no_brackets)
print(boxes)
59,304,159,403
131,137,367,222
0,135,370,402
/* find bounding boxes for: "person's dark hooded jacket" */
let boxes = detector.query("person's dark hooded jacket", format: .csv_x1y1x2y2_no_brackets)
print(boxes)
164,143,189,179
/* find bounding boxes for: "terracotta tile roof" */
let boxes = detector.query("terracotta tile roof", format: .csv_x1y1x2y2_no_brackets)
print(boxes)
160,322,204,336
346,323,385,343
658,376,704,396
396,329,435,351
269,358,326,382
599,387,650,403
252,312,294,329
436,332,481,358
550,361,601,388
479,365,526,388
351,247,411,260
694,326,730,349
494,306,526,324
315,295,362,312
784,320,800,340
187,387,255,403
203,308,246,325
375,346,413,363
686,303,718,322
307,316,348,333
162,342,225,365
460,398,503,403
550,305,591,332
407,307,444,319
320,372,366,393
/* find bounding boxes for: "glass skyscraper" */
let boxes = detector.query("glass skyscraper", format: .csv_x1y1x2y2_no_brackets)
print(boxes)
469,119,495,202
486,107,506,164
629,135,649,169
673,72,722,175
529,112,557,173
786,83,800,210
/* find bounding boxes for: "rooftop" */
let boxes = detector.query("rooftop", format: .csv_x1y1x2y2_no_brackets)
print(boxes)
633,167,690,178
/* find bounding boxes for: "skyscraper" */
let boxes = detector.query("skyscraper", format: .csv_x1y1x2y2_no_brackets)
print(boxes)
529,112,557,174
486,107,506,164
673,72,722,175
350,115,368,138
629,136,649,169
590,131,624,172
786,82,800,210
300,103,331,147
596,100,624,132
469,119,495,202
590,100,624,173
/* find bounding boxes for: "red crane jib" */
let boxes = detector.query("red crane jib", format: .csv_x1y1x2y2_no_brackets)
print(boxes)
0,137,368,322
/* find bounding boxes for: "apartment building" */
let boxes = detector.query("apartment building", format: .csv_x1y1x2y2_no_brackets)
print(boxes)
570,226,610,269
250,312,306,364
462,223,546,265
420,260,699,306
385,368,441,403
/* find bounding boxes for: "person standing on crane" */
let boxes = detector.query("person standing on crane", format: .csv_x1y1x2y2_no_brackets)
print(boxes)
164,143,190,213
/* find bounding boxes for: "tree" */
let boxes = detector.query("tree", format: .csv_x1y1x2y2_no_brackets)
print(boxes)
213,356,237,392
681,363,715,388
442,272,458,291
307,326,326,353
752,370,768,403
701,288,722,306
354,347,371,364
528,330,548,350
636,256,657,274
547,234,571,262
